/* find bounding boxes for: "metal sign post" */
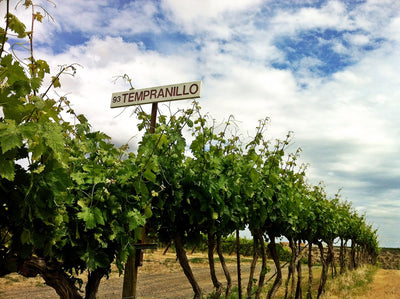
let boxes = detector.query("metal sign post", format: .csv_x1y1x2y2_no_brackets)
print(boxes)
112,80,202,299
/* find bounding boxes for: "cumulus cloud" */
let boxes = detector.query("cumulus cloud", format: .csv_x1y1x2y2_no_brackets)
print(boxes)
161,0,263,29
269,1,349,34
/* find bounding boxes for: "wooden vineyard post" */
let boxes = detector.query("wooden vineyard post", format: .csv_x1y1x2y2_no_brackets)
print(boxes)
122,243,157,298
150,102,157,134
122,252,138,298
111,81,202,299
122,103,157,299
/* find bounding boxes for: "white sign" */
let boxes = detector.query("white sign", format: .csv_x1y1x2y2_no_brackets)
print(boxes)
111,80,202,108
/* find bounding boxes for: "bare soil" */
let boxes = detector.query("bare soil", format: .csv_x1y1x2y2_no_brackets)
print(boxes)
1,248,400,298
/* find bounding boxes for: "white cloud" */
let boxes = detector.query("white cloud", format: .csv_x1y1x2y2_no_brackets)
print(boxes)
270,1,350,35
160,0,264,39
106,1,161,35
161,0,263,22
384,16,400,41
50,0,109,32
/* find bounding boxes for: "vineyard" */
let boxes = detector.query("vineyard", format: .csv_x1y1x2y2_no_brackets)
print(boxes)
0,2,380,299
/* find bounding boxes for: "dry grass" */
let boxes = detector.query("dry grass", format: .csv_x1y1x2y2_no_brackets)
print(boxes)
257,265,379,298
324,265,377,298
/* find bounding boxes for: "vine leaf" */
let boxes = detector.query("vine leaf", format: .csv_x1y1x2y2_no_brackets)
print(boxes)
0,120,22,153
51,76,61,88
6,13,26,38
77,207,97,229
0,153,15,180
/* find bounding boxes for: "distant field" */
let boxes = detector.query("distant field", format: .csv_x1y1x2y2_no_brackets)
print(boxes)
377,247,400,269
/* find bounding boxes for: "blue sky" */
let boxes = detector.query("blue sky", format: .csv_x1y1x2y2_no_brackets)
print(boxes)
3,0,400,247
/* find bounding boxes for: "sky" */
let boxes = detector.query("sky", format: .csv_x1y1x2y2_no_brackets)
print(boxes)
2,0,400,247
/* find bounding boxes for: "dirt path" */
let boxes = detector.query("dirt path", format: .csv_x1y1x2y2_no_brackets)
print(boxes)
106,264,253,299
352,269,400,299
0,263,257,299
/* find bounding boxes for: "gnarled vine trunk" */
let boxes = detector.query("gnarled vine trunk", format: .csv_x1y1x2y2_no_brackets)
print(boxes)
10,256,107,299
18,257,82,299
350,239,356,270
85,268,108,299
306,242,313,299
327,240,336,278
174,234,202,299
295,240,303,299
267,235,282,299
284,237,296,299
207,232,223,298
316,241,327,299
255,232,267,299
246,233,259,298
356,244,361,268
235,229,242,299
339,238,347,274
216,235,232,298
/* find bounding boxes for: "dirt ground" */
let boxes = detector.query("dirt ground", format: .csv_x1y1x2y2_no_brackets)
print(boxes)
1,249,400,298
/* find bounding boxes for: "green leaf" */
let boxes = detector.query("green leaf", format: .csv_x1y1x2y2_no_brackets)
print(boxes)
20,122,37,139
249,168,259,183
0,27,7,44
71,172,86,185
30,77,42,90
144,205,152,218
77,199,86,208
134,180,149,198
0,55,26,88
33,164,45,174
53,76,61,88
0,155,14,180
0,120,22,153
42,122,64,150
21,229,31,244
134,227,143,241
7,13,26,38
77,207,96,229
93,207,105,226
35,59,50,79
34,12,43,22
143,168,156,183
